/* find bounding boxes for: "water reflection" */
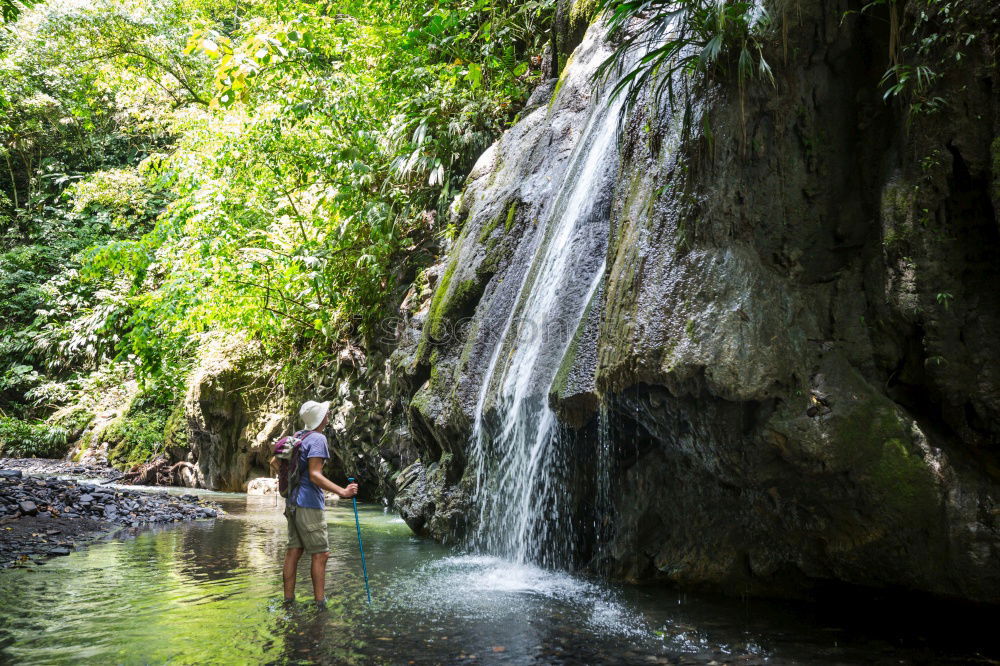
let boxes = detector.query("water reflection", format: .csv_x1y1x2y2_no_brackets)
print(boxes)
0,493,996,664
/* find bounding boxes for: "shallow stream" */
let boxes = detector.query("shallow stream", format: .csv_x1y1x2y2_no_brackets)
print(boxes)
0,491,995,664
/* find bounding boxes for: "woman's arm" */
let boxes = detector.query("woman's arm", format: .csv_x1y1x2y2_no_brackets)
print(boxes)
307,457,358,498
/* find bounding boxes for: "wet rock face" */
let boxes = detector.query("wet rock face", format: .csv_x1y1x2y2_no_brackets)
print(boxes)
166,335,282,491
396,0,1000,603
601,373,999,601
164,333,420,499
584,0,1000,602
393,459,469,541
395,24,626,521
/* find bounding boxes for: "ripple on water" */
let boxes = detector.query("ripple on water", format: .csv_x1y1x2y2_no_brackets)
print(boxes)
384,554,649,638
2,500,997,665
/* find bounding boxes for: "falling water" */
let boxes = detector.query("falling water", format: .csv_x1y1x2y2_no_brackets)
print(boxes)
467,28,638,567
593,403,615,572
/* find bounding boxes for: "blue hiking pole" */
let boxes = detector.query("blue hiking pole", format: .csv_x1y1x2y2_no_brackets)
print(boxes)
347,477,372,604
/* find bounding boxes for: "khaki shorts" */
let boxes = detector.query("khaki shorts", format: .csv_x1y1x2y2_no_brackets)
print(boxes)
286,506,329,554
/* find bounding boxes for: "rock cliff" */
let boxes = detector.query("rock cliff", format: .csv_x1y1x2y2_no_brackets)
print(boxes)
152,333,416,498
394,0,1000,603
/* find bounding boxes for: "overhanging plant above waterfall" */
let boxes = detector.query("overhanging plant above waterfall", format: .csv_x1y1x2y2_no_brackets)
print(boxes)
592,0,776,132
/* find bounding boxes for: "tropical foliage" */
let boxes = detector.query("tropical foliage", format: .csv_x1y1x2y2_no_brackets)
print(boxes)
0,0,554,461
0,416,68,457
593,0,774,123
858,0,999,122
1,0,39,23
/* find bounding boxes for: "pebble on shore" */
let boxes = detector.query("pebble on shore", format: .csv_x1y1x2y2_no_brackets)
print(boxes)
0,468,221,568
0,458,123,482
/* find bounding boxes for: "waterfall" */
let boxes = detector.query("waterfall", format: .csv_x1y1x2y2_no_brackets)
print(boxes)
466,27,638,567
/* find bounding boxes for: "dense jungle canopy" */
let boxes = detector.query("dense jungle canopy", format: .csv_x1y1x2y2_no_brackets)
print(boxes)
1,0,554,460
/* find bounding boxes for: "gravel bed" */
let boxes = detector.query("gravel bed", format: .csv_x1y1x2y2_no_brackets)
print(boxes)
0,467,221,568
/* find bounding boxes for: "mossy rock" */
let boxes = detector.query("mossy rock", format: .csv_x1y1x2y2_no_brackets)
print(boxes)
770,363,941,528
476,200,518,245
163,400,189,451
825,399,938,520
880,177,917,251
52,407,95,442
418,201,516,365
476,208,503,244
101,398,172,470
425,259,458,334
476,200,519,278
549,51,576,108
568,0,599,33
553,0,595,64
504,199,518,233
419,265,485,363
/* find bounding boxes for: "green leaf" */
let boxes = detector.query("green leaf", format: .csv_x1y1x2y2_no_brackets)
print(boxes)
465,62,483,89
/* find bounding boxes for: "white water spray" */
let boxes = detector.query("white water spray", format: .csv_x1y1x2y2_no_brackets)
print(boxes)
467,29,637,567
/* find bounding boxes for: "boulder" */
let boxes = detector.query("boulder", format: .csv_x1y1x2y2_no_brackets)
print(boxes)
246,477,278,496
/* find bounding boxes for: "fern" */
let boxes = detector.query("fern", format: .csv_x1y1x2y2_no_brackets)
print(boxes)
593,0,775,131
0,417,69,458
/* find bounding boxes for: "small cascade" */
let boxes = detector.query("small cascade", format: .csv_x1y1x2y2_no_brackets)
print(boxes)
466,26,646,567
592,403,615,572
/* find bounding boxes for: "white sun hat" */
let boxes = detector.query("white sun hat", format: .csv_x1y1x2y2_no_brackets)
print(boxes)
299,400,331,430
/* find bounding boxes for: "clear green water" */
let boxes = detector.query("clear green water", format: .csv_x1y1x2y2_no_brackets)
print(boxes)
0,491,995,665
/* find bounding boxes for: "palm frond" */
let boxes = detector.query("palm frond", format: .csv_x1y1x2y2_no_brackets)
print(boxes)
593,0,777,135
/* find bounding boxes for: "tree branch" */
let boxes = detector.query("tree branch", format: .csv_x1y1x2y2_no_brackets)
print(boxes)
263,305,313,329
226,277,308,308
74,48,209,107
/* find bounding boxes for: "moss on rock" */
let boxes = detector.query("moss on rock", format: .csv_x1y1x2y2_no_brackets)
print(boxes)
417,258,459,364
504,199,519,233
478,221,518,280
419,201,516,366
477,208,504,244
100,389,174,469
548,52,576,108
163,400,189,451
568,0,599,32
772,369,942,532
880,178,917,251
870,437,938,515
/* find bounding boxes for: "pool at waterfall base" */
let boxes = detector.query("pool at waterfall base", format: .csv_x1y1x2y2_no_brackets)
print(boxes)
0,491,996,664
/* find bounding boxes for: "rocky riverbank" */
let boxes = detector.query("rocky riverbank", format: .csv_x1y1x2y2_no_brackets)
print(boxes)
0,457,122,481
0,467,221,568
